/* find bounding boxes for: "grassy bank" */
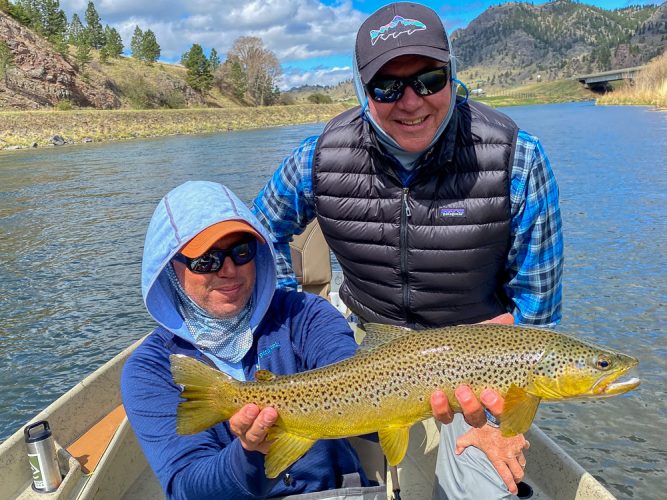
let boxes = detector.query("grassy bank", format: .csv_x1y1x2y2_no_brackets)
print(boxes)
0,103,351,150
473,79,598,107
596,53,667,108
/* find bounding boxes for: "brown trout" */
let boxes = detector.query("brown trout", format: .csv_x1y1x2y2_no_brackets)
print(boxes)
170,323,639,479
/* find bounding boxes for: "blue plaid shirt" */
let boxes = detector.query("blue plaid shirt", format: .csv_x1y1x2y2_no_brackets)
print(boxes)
252,130,563,326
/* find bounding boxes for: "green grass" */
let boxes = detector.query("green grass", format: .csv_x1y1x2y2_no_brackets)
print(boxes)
471,79,598,107
0,104,352,149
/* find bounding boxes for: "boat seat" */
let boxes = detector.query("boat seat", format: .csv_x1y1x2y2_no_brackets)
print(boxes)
289,220,331,298
66,404,127,474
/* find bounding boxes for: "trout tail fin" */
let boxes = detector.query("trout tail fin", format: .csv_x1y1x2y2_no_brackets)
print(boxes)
170,354,239,434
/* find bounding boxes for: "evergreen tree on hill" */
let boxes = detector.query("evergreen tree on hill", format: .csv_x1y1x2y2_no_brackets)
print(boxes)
130,25,143,59
12,0,40,31
181,43,213,91
84,1,104,49
40,0,67,42
67,13,84,45
209,47,220,72
104,25,123,58
141,29,160,64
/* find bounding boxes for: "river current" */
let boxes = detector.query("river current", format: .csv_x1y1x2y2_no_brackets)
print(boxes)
0,101,665,498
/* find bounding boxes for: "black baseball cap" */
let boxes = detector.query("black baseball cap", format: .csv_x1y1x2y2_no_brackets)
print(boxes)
356,2,450,84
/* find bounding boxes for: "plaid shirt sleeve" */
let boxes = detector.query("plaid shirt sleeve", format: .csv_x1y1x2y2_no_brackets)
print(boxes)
505,130,564,327
252,136,319,290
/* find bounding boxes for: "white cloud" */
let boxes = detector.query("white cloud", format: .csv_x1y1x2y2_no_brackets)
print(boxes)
60,0,366,87
280,65,353,90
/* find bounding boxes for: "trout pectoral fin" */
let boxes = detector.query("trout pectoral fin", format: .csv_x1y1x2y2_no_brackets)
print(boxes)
265,427,315,479
255,369,276,382
378,427,410,466
500,385,541,437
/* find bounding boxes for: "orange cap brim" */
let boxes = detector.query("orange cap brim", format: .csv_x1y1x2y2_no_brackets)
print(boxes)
180,220,266,258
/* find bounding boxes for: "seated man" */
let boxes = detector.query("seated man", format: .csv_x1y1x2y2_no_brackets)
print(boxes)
121,181,383,498
121,180,502,499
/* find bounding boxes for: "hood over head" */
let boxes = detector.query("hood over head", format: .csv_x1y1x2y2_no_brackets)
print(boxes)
142,181,276,376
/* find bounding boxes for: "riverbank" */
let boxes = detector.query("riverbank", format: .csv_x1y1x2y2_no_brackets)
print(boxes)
596,53,667,109
0,103,351,150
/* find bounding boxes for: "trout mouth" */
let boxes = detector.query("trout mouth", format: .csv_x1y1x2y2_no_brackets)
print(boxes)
592,364,641,397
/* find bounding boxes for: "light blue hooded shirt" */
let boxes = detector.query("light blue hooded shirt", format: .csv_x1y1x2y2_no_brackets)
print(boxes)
141,181,276,381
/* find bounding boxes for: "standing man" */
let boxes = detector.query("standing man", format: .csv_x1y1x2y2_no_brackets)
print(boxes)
252,2,563,498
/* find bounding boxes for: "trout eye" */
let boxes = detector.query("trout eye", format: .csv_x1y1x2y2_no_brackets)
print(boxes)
596,356,611,370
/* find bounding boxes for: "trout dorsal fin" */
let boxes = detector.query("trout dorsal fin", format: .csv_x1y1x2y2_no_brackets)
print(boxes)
265,426,316,478
357,323,413,351
255,369,276,382
378,426,411,466
500,384,541,437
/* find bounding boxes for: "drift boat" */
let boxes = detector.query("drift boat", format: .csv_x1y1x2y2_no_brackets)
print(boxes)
0,222,616,500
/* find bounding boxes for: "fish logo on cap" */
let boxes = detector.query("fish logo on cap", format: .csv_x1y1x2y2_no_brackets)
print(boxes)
369,15,426,45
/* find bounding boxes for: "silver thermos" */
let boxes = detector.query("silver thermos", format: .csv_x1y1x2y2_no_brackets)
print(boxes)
24,420,62,492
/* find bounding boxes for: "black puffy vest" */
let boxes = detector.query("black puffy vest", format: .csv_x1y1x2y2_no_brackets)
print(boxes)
313,99,519,329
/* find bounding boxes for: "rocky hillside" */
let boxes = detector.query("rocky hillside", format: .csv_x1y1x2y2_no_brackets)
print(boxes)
0,10,225,110
452,0,666,87
0,11,120,109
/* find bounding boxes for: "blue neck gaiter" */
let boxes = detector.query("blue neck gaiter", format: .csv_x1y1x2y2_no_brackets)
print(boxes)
166,264,254,363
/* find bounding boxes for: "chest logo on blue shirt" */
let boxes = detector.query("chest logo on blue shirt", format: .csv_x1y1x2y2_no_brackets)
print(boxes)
258,341,281,360
440,207,466,218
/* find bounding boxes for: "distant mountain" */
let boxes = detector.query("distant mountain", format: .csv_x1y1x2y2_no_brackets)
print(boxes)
451,0,666,87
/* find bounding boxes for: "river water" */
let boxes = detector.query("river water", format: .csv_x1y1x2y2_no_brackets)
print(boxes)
0,101,665,498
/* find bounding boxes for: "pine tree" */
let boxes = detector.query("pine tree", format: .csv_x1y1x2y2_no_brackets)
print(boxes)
130,25,143,60
227,58,247,100
13,0,41,31
104,25,123,58
182,43,213,91
41,0,67,42
67,13,84,45
84,1,104,48
99,45,108,64
75,41,91,69
209,47,220,72
141,29,160,63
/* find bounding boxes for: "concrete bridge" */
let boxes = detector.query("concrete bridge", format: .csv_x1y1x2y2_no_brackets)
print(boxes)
575,66,644,90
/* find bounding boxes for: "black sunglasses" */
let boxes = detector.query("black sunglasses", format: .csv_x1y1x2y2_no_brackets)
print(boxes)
174,238,257,274
366,65,451,103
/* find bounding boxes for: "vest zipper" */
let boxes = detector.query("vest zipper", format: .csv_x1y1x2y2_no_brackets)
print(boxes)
401,188,411,324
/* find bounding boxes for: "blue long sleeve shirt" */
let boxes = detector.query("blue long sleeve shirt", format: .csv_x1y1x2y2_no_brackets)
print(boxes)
252,130,563,326
121,289,369,499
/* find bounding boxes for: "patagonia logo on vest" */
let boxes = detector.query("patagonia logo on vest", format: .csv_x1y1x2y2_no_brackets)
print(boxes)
370,16,426,45
440,207,466,218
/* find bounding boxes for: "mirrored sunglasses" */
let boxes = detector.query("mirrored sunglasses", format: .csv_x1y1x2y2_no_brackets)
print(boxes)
366,65,451,103
174,238,257,274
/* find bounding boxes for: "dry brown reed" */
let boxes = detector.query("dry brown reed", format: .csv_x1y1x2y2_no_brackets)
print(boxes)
597,53,667,108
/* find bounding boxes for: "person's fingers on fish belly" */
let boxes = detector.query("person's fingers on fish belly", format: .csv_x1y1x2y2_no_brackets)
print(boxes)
480,388,504,418
455,385,486,428
245,407,278,452
230,404,261,440
430,390,454,424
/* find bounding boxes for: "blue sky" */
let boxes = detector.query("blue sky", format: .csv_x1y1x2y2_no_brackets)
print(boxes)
59,0,660,88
